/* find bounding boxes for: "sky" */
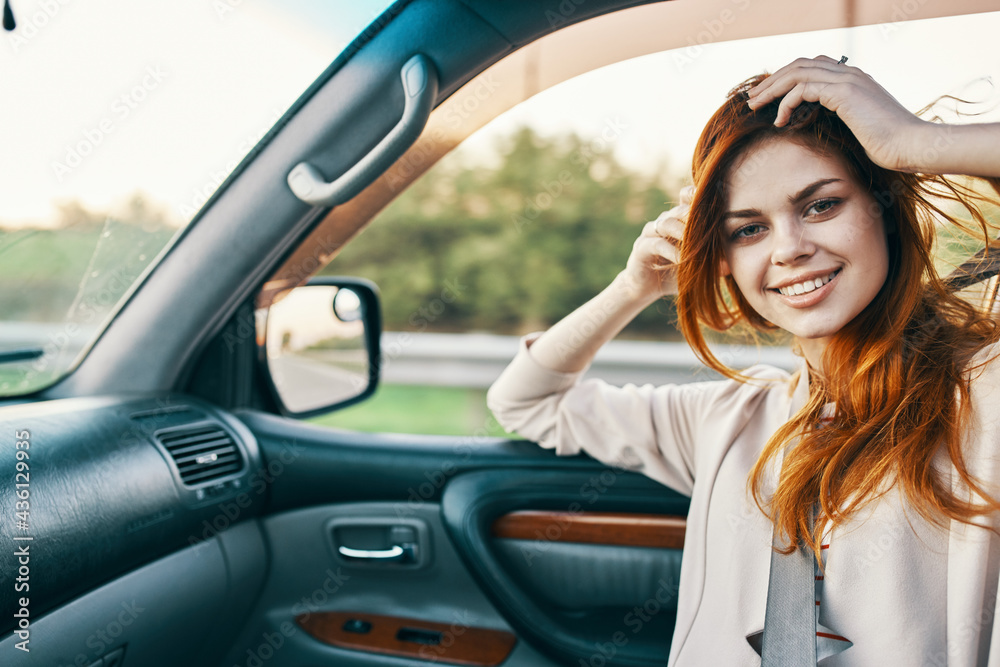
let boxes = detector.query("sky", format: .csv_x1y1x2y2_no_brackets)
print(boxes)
2,1,999,226
0,0,393,226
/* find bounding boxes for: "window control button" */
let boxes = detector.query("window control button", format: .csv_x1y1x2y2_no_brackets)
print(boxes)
397,627,442,645
342,619,372,634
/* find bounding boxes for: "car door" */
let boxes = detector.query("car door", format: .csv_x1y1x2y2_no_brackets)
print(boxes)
3,1,1000,667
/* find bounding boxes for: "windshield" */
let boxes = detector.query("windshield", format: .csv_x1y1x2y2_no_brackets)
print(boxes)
0,0,395,396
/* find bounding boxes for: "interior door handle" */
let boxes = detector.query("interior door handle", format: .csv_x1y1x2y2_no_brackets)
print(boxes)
338,543,416,563
287,53,438,207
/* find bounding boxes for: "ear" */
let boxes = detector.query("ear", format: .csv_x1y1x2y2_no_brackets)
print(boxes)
718,256,731,277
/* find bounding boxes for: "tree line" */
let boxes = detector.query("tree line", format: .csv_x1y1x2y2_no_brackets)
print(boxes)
326,126,688,340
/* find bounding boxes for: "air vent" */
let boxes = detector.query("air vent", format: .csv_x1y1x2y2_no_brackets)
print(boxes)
158,424,244,486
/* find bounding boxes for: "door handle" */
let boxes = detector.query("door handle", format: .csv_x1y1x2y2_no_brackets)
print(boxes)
287,53,438,207
338,543,417,563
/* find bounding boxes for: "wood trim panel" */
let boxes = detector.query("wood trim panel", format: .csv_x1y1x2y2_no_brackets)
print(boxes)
491,511,686,550
297,611,516,666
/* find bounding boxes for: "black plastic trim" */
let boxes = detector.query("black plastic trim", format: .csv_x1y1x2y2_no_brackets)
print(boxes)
440,469,689,666
261,277,383,419
238,408,640,513
0,395,265,634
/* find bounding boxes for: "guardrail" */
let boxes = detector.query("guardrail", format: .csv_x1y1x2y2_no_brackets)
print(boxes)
379,332,798,389
0,324,799,391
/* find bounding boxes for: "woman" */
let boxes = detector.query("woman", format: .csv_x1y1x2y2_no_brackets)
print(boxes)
487,56,1000,665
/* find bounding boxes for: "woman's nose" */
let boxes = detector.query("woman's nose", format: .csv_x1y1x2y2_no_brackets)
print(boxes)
770,220,816,266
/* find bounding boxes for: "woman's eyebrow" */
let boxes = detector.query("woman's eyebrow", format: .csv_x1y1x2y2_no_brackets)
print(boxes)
724,178,844,222
723,208,761,223
788,178,842,205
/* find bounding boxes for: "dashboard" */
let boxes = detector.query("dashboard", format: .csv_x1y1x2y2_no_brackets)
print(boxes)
0,395,267,666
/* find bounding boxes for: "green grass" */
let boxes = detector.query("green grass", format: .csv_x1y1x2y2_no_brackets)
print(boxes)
0,223,176,322
308,384,516,437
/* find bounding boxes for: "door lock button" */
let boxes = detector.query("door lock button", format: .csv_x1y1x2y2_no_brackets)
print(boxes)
342,618,372,634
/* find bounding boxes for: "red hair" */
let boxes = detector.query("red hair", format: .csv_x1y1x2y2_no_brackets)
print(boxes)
676,73,1000,556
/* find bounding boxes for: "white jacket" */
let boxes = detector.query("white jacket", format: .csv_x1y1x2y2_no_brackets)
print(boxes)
487,333,1000,666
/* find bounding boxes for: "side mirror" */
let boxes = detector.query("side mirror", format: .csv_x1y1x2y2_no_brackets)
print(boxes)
262,277,381,417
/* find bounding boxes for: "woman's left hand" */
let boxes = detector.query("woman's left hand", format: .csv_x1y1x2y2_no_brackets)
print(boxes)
747,55,926,172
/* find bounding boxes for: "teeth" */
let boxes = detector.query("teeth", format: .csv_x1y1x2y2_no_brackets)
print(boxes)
778,271,838,296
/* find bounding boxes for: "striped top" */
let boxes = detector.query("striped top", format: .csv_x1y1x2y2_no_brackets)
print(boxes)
814,414,852,660
815,528,852,660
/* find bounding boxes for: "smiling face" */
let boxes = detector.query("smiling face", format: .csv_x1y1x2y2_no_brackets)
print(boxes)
719,138,890,367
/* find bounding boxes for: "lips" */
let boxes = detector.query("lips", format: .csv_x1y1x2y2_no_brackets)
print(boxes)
773,270,840,296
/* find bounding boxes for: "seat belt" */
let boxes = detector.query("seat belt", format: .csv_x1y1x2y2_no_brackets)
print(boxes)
760,515,817,666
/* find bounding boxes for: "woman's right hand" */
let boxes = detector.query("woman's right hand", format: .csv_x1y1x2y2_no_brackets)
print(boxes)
515,185,694,373
619,185,693,301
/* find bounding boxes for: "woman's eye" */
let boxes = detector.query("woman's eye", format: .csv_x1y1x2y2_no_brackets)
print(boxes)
731,223,764,241
806,198,840,216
